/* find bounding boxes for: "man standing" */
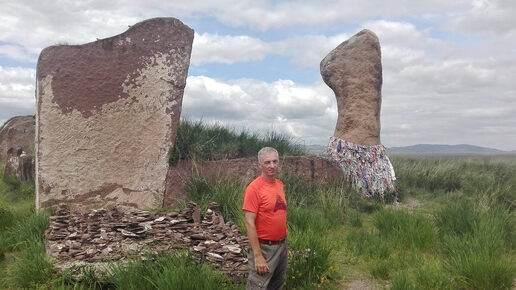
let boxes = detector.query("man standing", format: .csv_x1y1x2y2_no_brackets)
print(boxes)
243,147,288,290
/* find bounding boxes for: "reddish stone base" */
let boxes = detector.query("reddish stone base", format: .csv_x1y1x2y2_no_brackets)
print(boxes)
163,155,342,208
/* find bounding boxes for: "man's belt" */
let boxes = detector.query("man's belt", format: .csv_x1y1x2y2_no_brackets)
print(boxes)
258,238,286,245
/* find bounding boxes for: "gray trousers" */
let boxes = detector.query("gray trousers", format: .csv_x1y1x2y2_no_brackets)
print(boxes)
246,241,288,290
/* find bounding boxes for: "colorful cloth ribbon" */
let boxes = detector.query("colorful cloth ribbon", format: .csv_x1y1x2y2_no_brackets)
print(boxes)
325,136,396,198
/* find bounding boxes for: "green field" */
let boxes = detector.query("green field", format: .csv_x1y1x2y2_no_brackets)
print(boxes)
1,122,515,289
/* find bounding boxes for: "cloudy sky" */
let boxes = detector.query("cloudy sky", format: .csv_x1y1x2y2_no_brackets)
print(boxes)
1,0,515,150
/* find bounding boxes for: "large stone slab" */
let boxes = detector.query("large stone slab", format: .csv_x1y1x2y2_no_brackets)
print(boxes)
36,18,194,211
320,29,382,146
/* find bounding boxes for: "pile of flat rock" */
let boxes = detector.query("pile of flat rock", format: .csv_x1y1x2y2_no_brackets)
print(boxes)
45,201,249,278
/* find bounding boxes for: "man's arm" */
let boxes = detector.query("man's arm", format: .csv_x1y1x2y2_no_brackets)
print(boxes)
245,211,269,275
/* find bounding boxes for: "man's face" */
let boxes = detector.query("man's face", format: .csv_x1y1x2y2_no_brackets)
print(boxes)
258,152,279,180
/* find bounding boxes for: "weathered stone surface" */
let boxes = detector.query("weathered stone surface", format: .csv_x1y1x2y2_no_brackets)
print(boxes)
46,202,249,278
36,18,194,211
163,155,343,208
320,29,382,146
3,149,35,182
0,115,35,164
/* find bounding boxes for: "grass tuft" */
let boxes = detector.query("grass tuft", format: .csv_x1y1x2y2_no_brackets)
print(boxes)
170,119,305,164
6,237,54,288
373,208,436,250
105,252,242,290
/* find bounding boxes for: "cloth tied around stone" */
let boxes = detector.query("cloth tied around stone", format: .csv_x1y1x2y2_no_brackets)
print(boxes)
325,136,396,198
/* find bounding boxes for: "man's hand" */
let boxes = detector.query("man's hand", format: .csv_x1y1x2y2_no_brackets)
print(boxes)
245,211,270,275
254,254,269,275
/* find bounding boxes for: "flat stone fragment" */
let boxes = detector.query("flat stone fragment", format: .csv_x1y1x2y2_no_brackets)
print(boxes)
45,202,249,279
36,17,194,211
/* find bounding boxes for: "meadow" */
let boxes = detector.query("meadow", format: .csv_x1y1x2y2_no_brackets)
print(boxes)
0,121,515,289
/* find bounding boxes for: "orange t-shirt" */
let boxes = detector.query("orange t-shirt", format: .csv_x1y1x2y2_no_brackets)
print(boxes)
242,176,287,241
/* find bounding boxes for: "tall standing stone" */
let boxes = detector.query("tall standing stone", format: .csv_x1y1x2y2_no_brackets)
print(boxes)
36,18,194,211
321,29,382,146
321,29,395,198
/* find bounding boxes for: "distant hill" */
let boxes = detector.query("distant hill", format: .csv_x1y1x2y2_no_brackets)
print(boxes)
387,144,515,155
304,143,516,155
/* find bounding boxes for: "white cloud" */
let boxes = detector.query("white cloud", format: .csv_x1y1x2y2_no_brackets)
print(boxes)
191,33,270,65
186,0,471,31
0,66,36,121
190,32,351,68
449,0,516,45
0,1,515,151
183,76,336,144
0,45,38,63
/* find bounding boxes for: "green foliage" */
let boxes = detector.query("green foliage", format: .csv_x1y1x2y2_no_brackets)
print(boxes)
185,176,246,230
2,213,50,251
170,119,306,164
440,206,516,289
105,252,242,290
392,157,463,194
0,207,14,230
1,124,515,289
434,201,478,237
393,156,516,211
347,209,362,228
288,207,331,232
344,156,516,289
370,261,391,280
346,231,391,260
391,272,417,290
414,261,447,290
0,172,53,288
287,229,335,289
6,237,54,288
373,208,436,250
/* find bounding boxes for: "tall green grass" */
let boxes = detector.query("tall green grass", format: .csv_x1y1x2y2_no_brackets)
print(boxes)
185,175,247,230
373,208,436,250
6,237,54,288
392,156,516,210
105,252,242,290
2,122,515,289
437,201,515,289
169,119,306,164
0,171,54,288
344,156,516,289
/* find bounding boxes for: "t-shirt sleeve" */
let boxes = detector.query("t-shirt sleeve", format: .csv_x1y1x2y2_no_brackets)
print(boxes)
242,185,259,213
